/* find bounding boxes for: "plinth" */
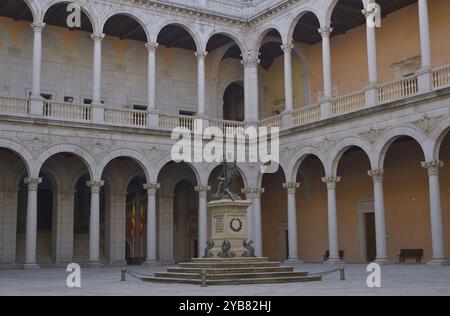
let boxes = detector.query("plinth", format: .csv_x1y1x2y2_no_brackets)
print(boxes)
207,199,252,258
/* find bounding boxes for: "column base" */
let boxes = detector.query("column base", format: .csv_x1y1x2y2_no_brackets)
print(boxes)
87,261,104,268
142,260,160,267
324,258,343,265
427,258,449,266
374,257,393,265
23,262,40,270
284,258,303,264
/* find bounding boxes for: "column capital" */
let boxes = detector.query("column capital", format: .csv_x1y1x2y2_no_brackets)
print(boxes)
143,183,160,195
31,22,45,33
322,177,341,189
421,160,444,176
318,26,333,38
195,185,211,197
241,50,260,66
241,187,265,198
283,182,300,194
195,51,208,59
24,177,42,191
145,42,159,52
91,33,105,42
281,42,294,54
368,169,384,183
86,180,104,193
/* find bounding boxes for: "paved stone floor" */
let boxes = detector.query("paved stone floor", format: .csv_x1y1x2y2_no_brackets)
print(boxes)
0,263,449,296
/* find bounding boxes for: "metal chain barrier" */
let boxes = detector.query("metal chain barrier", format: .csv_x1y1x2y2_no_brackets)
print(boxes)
308,266,346,280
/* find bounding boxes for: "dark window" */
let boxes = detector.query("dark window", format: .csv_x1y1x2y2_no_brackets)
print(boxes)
179,110,196,116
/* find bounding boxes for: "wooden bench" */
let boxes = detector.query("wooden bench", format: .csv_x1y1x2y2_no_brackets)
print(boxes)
324,250,344,261
398,249,423,263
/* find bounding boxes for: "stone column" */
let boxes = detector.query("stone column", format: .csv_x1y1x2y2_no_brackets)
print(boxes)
241,188,265,257
322,177,342,263
87,180,104,267
368,169,390,263
318,27,333,118
195,51,207,117
283,183,301,262
363,7,379,106
417,0,433,92
281,42,294,112
54,189,75,266
143,183,160,265
29,22,45,116
91,33,105,123
195,185,210,258
421,161,448,265
24,177,42,269
146,42,158,111
242,51,260,122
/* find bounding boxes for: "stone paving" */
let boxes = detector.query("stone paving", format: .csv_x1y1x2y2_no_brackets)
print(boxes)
0,263,449,296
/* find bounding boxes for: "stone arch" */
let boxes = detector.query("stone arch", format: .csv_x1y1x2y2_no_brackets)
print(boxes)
374,126,430,170
43,0,98,32
286,146,327,183
287,8,323,43
155,21,201,52
35,144,96,179
255,26,284,53
205,30,245,55
0,139,34,177
205,162,249,189
96,148,154,182
101,9,150,42
431,117,450,160
327,137,374,177
154,153,201,186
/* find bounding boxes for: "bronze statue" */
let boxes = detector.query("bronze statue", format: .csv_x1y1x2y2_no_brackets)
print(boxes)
212,158,241,201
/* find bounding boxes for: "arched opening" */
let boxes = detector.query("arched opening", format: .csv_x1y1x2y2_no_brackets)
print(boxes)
40,2,94,104
102,14,148,109
125,176,147,265
290,12,322,103
206,33,243,120
335,146,373,262
295,155,327,262
438,130,450,260
223,82,244,121
383,136,430,261
32,152,92,266
73,174,90,264
0,0,34,98
101,157,147,265
261,167,287,261
157,24,198,116
0,148,28,265
157,161,199,263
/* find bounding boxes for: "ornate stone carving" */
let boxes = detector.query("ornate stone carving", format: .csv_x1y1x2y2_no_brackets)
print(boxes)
143,183,160,195
283,182,300,194
368,169,384,183
24,178,42,191
87,180,104,193
412,114,444,135
359,127,386,144
321,177,341,189
421,160,444,176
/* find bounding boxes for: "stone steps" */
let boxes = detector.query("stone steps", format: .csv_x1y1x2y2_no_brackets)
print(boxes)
166,266,294,274
143,275,321,285
178,261,281,269
154,271,309,280
145,258,322,286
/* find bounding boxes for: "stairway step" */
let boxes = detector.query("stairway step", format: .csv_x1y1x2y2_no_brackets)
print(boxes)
190,258,269,263
154,271,309,280
143,275,322,285
179,262,281,268
166,266,294,274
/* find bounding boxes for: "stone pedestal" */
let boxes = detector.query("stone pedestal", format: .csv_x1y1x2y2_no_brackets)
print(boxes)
207,199,252,258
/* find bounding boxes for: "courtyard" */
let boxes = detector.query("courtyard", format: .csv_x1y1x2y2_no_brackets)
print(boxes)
0,263,449,296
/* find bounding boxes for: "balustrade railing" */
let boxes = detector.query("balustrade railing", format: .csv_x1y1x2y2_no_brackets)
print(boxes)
378,76,418,103
291,104,321,127
43,100,91,121
257,115,283,129
159,113,196,131
332,91,365,115
104,107,147,127
433,64,450,89
0,95,28,115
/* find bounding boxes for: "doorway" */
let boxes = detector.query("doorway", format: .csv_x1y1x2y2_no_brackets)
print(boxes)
364,213,376,262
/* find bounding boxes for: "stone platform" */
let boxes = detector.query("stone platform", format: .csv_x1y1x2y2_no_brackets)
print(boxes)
143,258,322,285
